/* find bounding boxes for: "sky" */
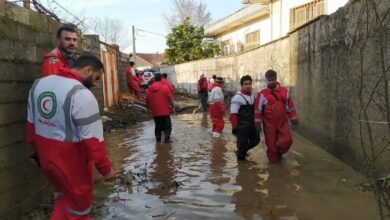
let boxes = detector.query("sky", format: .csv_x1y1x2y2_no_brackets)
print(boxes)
40,0,244,54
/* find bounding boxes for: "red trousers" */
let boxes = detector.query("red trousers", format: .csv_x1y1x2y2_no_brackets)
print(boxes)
263,120,293,162
35,137,94,220
209,103,225,133
50,195,91,220
263,102,293,162
43,163,92,220
128,83,141,101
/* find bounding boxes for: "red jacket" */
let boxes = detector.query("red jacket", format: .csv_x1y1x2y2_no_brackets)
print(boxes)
208,82,214,92
146,82,173,116
162,78,174,94
41,47,71,77
126,66,140,92
254,82,298,128
26,68,112,176
137,75,142,86
197,77,208,92
26,68,112,216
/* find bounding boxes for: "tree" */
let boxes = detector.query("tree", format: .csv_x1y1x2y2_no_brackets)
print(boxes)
89,16,130,49
164,0,212,28
165,18,219,64
21,1,130,49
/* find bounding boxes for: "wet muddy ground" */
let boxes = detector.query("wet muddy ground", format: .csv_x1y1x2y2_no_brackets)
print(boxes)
93,111,379,220
23,95,379,220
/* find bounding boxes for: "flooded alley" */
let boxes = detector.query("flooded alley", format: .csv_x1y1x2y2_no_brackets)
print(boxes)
92,111,379,220
2,0,390,219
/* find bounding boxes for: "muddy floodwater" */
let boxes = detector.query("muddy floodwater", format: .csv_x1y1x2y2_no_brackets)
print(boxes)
92,112,378,220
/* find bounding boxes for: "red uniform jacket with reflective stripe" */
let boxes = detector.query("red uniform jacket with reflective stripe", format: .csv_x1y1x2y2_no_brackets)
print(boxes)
254,82,298,128
146,82,173,116
41,47,70,77
26,68,112,196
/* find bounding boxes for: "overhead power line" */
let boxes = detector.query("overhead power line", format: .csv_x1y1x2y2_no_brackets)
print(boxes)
136,28,166,37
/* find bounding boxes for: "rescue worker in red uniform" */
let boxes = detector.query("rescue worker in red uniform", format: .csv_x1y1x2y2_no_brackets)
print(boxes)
230,75,260,160
254,70,299,163
162,73,174,94
146,73,174,143
31,25,78,168
26,55,115,219
136,72,142,89
126,61,141,101
208,77,225,138
208,74,217,92
41,25,77,77
135,71,143,100
197,74,208,111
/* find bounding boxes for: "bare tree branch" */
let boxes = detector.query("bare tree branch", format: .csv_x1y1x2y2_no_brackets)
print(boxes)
31,0,60,21
89,16,130,48
164,0,211,28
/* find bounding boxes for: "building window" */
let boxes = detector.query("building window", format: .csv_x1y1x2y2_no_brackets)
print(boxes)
221,40,232,55
236,41,244,53
290,0,326,30
245,30,260,51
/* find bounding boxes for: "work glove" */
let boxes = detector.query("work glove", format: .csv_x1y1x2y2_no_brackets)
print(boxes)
292,123,299,130
232,128,238,136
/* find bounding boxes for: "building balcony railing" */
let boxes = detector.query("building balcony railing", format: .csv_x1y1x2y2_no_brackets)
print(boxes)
242,0,271,4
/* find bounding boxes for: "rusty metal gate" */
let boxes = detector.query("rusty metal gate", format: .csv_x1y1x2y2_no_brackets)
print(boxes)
100,43,119,108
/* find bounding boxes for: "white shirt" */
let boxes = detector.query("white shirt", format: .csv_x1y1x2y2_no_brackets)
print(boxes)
230,91,255,114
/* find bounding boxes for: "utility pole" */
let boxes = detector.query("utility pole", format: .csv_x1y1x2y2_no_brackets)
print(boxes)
132,25,137,64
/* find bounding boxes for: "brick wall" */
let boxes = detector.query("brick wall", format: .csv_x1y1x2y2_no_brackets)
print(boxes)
0,1,129,217
0,1,61,218
117,52,130,94
82,34,104,109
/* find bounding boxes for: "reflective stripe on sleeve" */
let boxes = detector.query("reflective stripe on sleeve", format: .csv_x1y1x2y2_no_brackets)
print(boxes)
73,112,101,126
30,79,41,121
287,108,295,113
66,205,91,216
290,116,298,121
64,85,86,142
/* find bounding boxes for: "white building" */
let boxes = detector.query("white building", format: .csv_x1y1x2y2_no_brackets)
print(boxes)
205,0,349,55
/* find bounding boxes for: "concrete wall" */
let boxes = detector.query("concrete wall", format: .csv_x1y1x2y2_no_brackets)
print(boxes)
82,34,104,109
163,36,290,95
0,1,61,218
290,0,390,167
168,0,390,168
117,52,130,94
